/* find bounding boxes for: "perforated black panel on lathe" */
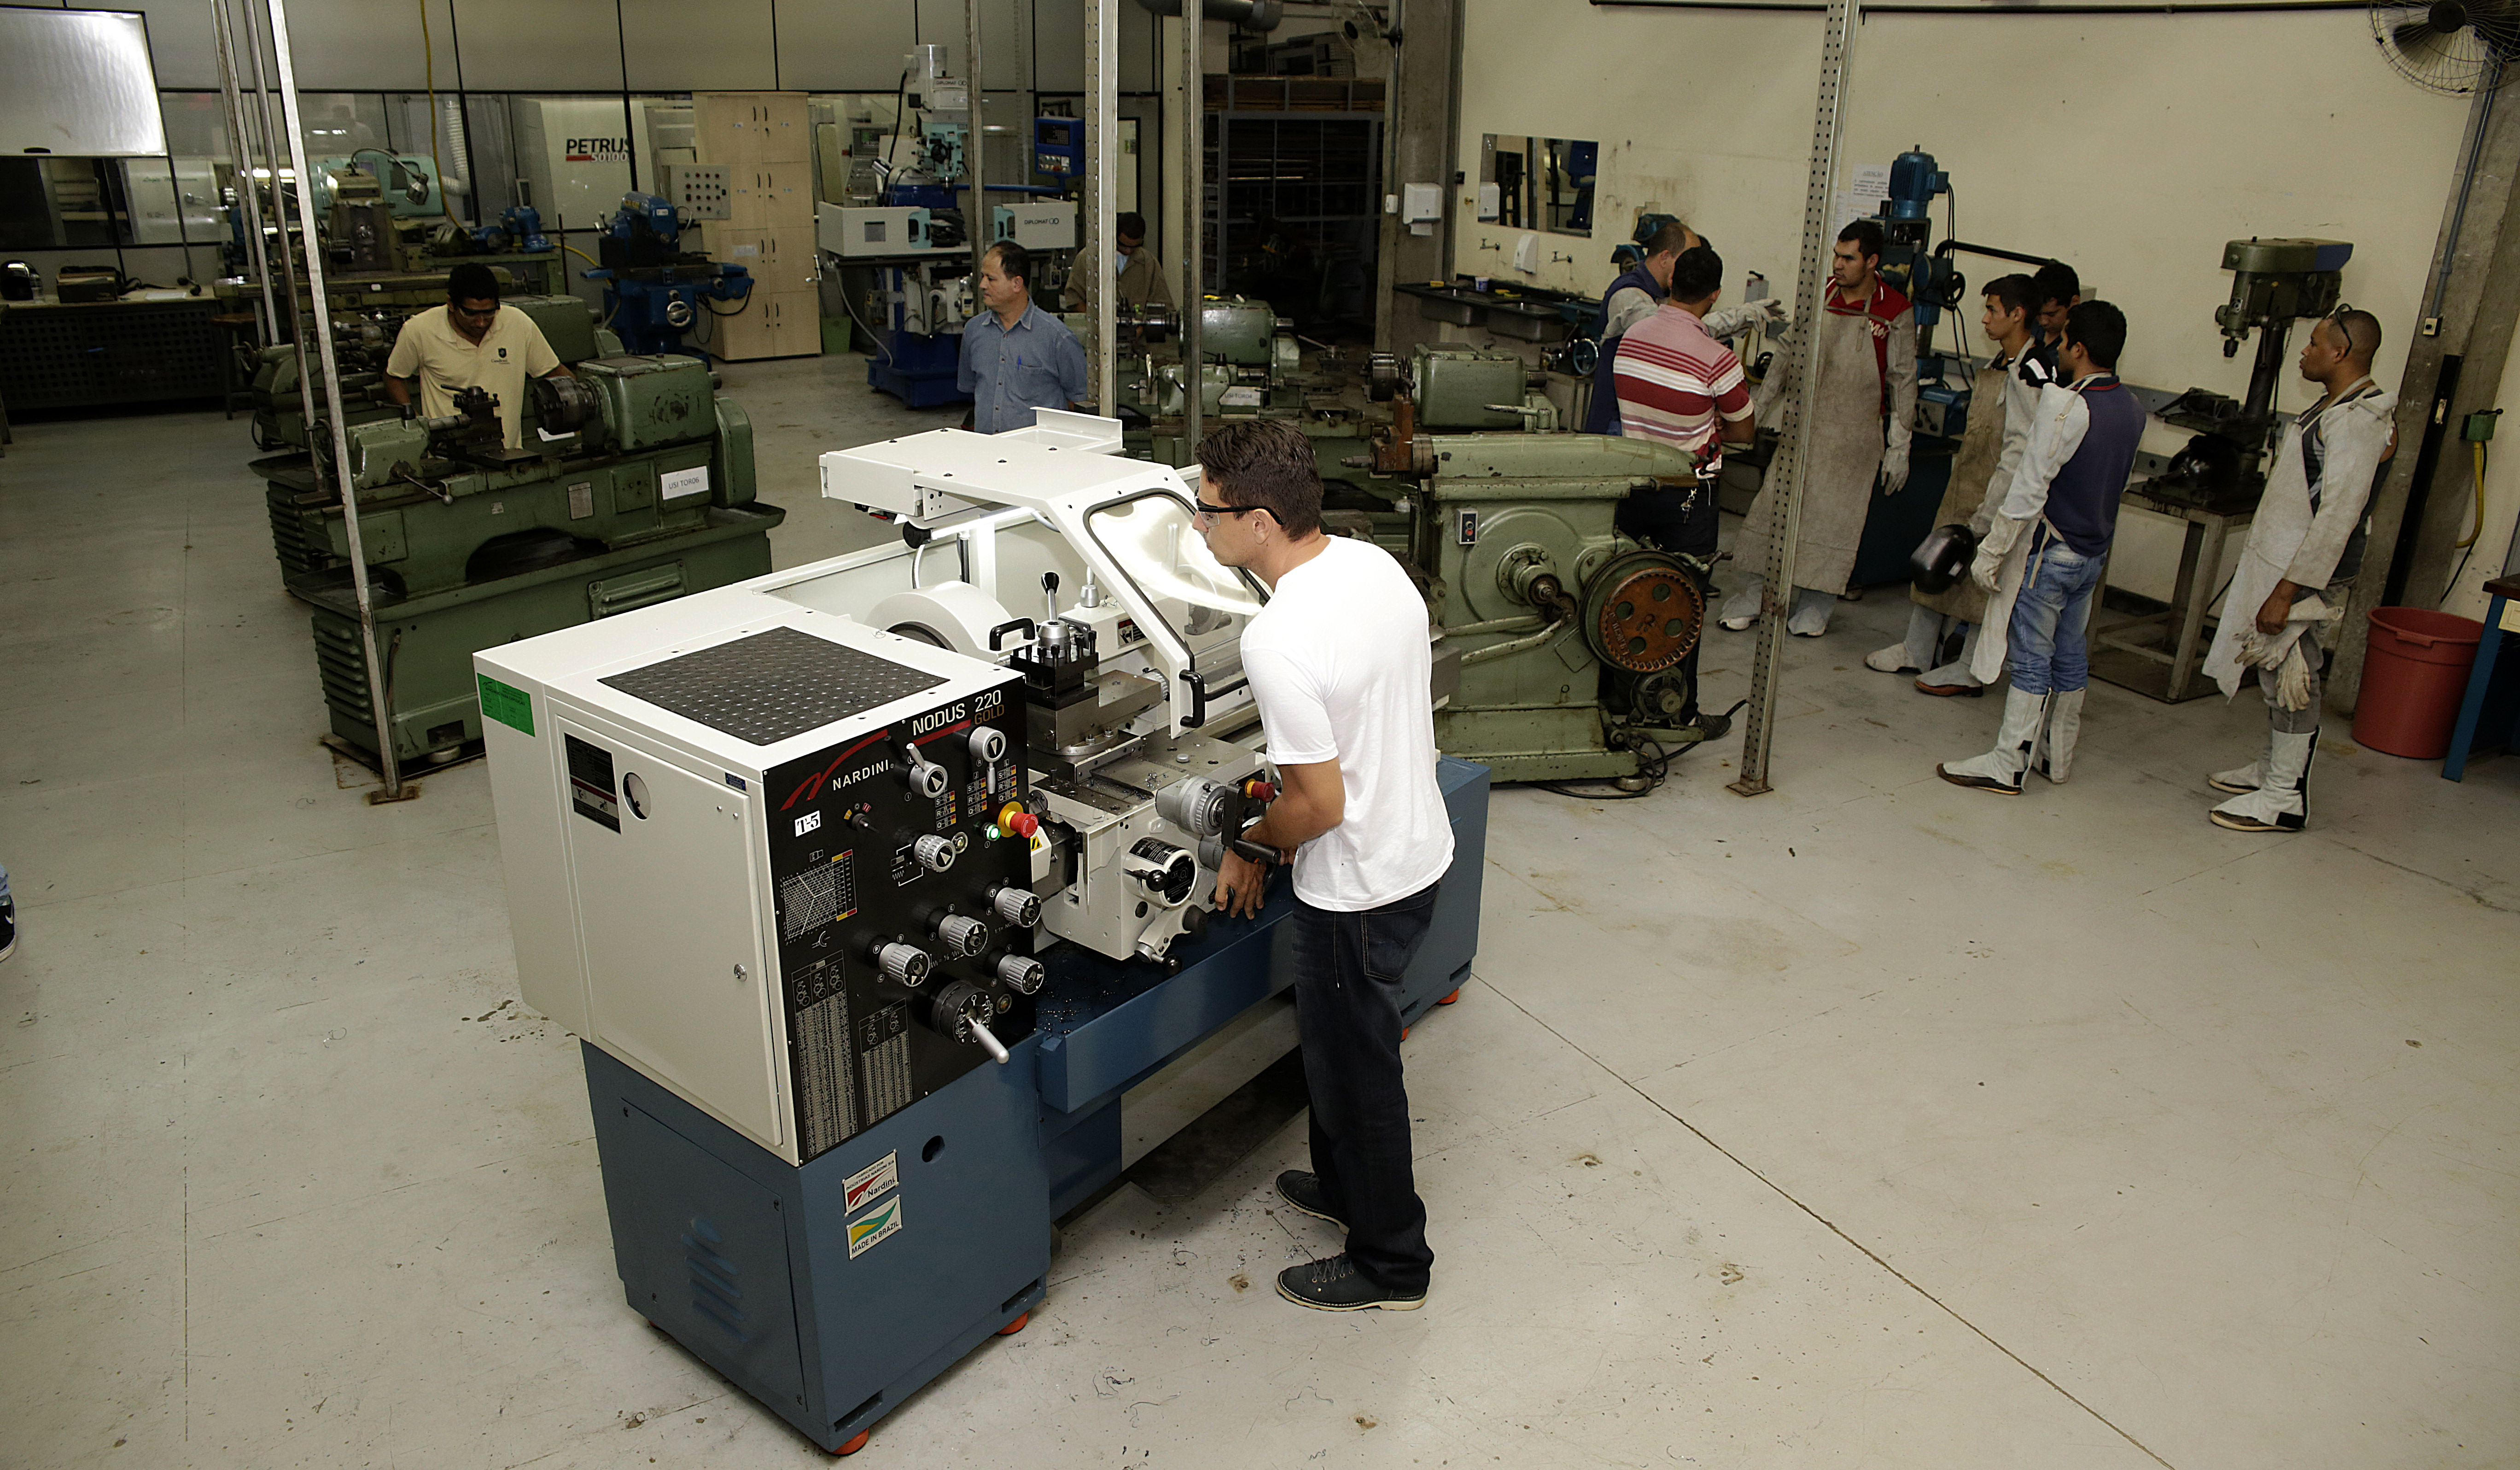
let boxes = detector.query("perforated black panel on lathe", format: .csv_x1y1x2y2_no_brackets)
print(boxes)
601,626,946,746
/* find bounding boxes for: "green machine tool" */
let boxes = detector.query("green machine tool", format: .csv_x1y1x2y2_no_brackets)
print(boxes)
252,346,782,769
1338,344,1710,786
249,293,610,450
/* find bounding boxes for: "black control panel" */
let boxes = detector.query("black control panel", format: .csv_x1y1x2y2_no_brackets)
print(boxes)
764,672,1035,1162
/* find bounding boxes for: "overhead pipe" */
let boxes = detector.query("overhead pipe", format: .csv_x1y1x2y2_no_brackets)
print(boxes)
1134,0,1284,31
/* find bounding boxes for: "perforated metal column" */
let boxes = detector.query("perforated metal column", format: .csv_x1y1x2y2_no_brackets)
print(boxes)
1730,0,1861,798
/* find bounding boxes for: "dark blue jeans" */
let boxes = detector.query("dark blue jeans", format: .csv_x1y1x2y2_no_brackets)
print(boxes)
1291,881,1441,1294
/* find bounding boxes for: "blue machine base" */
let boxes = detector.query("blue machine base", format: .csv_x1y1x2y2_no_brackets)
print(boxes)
583,1041,1050,1453
865,332,968,410
574,757,1490,1453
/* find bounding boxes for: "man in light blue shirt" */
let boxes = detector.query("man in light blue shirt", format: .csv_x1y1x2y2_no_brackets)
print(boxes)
958,242,1089,432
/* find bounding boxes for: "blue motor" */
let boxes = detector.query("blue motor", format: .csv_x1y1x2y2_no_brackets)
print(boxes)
583,193,752,359
1877,146,1954,330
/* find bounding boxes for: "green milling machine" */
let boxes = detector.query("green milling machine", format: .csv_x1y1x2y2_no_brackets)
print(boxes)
1072,296,1716,786
249,296,782,769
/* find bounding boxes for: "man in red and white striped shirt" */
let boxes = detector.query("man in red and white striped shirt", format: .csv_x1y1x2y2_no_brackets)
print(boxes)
1613,245,1756,469
1609,245,1755,731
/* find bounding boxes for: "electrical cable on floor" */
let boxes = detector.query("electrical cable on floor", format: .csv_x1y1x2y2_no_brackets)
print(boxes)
1530,698,1747,801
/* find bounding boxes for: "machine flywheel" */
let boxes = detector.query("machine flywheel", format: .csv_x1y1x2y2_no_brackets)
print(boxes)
1581,552,1705,674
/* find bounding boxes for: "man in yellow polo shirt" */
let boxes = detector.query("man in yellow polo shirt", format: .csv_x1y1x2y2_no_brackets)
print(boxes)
383,262,574,449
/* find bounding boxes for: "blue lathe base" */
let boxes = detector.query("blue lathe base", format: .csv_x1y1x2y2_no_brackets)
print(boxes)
577,757,1489,1453
584,1042,1050,1454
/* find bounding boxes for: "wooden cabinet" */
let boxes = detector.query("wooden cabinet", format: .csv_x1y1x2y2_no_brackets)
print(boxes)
707,289,819,362
694,93,819,362
695,224,816,296
721,163,813,228
691,92,810,165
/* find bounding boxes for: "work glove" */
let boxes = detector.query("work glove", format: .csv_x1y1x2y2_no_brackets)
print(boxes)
1879,443,1910,496
1704,296,1790,344
1972,515,2027,592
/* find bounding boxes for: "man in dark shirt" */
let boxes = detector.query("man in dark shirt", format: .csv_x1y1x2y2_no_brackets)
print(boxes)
1938,301,2143,795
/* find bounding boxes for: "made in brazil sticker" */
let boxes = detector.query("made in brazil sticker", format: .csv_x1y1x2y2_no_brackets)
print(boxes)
847,1197,904,1259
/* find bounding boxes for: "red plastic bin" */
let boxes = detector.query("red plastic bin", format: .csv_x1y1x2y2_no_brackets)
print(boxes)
2352,607,2484,759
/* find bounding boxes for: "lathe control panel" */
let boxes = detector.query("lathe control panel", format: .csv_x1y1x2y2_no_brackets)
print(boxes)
762,674,1034,1162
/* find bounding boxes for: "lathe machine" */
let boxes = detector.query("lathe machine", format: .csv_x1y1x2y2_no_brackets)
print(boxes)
257,326,781,768
478,414,1487,1455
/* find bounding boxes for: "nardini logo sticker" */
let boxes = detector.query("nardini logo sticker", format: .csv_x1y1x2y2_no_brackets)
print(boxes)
843,1151,899,1213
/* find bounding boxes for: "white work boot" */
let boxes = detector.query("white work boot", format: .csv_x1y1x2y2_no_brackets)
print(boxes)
2211,729,2316,832
1785,586,1835,638
1719,576,1765,631
1915,623,1989,696
1937,688,2047,795
2207,734,2272,794
1867,607,1939,673
2034,688,2085,784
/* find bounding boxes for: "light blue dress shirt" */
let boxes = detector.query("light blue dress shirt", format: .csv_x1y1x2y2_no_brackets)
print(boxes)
957,300,1089,433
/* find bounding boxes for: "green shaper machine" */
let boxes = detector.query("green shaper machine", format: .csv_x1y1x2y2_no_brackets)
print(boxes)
1327,345,1708,786
252,336,782,769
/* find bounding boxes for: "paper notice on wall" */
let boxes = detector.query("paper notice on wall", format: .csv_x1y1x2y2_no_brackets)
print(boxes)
1832,163,1893,234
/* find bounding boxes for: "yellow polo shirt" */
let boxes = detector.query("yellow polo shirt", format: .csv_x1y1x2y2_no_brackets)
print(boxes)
384,303,563,448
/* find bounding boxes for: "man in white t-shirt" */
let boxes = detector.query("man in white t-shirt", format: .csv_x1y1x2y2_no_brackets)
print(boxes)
1195,419,1453,1313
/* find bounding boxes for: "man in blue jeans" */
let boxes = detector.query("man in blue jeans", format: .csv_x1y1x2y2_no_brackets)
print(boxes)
1196,419,1454,1312
1939,301,2143,794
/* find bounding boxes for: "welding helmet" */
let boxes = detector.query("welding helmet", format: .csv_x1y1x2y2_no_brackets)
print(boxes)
1910,523,1977,594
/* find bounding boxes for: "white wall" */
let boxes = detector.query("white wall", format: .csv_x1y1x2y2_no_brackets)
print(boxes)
1454,1,2482,598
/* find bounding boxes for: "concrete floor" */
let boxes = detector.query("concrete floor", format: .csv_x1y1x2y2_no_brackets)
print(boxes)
3,356,2515,1469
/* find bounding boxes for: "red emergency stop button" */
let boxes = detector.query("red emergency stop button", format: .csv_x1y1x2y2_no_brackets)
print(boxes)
1242,779,1277,802
996,800,1040,838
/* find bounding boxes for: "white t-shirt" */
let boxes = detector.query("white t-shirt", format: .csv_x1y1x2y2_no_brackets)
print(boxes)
1241,535,1454,911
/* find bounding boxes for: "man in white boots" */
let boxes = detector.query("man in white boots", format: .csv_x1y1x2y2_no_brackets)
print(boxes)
2199,308,2394,832
1937,302,2144,795
1721,220,1917,639
1867,274,2044,694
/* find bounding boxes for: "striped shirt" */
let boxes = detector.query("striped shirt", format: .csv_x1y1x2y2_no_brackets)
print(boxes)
1612,303,1752,463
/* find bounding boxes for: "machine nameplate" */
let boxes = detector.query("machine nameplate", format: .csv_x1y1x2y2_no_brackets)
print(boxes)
564,734,619,829
842,1151,900,1211
601,626,947,746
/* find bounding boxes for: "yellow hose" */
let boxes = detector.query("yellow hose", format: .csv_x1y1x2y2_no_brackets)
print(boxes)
2458,440,2486,549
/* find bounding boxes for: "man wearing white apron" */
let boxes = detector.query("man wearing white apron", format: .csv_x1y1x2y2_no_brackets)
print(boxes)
2200,309,2395,832
1866,274,2047,693
1720,220,1916,638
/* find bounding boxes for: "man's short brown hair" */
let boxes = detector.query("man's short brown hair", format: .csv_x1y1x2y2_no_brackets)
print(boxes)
1195,419,1323,537
1645,220,1696,259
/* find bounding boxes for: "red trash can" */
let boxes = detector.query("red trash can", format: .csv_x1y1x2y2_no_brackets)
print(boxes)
2352,607,2485,759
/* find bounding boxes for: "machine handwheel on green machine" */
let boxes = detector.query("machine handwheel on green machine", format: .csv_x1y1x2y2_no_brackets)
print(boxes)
1581,548,1713,746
